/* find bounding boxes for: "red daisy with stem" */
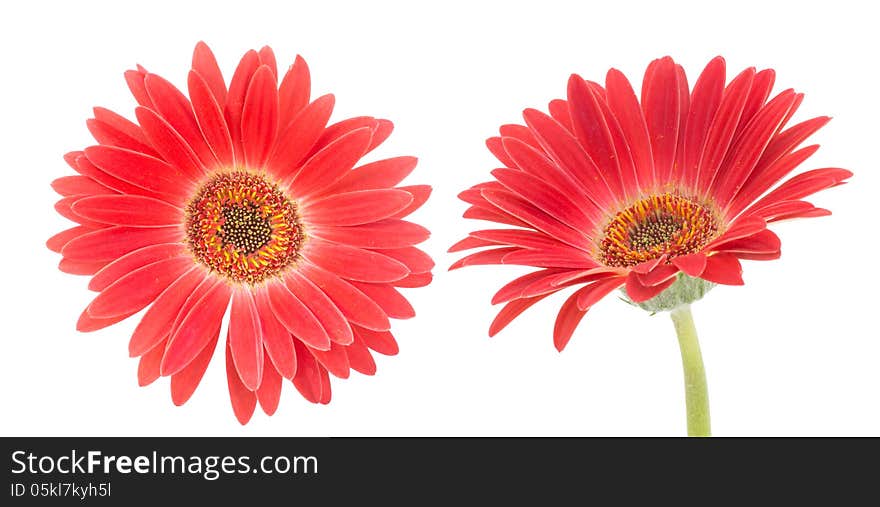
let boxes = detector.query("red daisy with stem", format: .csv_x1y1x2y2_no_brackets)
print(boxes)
48,42,433,424
450,56,850,436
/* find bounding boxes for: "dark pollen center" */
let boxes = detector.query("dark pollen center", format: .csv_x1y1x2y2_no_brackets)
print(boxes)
627,213,687,251
217,203,272,255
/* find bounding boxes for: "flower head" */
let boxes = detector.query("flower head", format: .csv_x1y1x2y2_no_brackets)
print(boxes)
451,56,850,351
48,42,433,424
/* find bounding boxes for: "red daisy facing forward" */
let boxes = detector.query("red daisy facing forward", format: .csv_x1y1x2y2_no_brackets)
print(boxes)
450,56,850,436
48,42,433,424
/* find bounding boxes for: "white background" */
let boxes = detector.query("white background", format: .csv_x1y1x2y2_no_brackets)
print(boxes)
1,0,877,436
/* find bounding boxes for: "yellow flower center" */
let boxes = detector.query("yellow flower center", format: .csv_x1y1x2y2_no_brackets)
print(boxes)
185,171,304,284
598,194,720,268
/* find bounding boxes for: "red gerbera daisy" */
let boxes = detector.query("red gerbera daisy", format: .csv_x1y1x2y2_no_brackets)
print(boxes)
48,42,433,424
450,56,850,435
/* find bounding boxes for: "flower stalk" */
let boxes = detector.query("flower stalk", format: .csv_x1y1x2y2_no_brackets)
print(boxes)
670,304,710,437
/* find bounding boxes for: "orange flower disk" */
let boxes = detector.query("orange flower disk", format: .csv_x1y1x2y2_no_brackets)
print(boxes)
451,56,850,351
48,42,433,424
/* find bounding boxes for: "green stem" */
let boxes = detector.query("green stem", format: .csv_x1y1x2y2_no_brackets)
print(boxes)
670,304,710,437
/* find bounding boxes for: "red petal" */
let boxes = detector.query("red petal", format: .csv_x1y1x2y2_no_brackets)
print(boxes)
257,46,277,77
301,265,391,331
304,189,413,226
135,105,207,182
312,220,430,249
286,272,354,346
366,119,393,154
489,294,550,337
305,238,409,283
125,68,154,109
682,57,725,187
224,50,260,164
192,41,227,105
711,90,799,206
345,334,377,376
143,73,216,169
548,99,573,131
487,136,515,168
254,290,297,379
170,327,219,406
266,281,330,350
755,200,830,223
352,325,398,356
267,94,335,178
228,289,264,390
463,204,531,229
241,65,278,169
77,307,136,332
750,115,830,179
278,55,311,129
501,247,598,269
387,185,431,219
727,145,820,218
84,146,194,203
448,236,495,253
55,196,106,229
47,226,92,253
635,263,680,287
87,117,157,156
322,156,418,194
672,253,707,277
87,257,192,318
188,70,234,168
51,175,115,197
481,189,590,250
292,340,322,403
349,281,415,320
707,216,766,249
501,136,600,218
491,168,597,234
393,272,433,288
161,280,231,376
71,195,182,227
605,68,653,190
73,152,166,201
736,68,775,137
61,226,182,262
308,342,350,379
449,247,519,271
128,267,204,357
226,342,257,425
492,268,566,305
624,272,676,303
138,342,165,386
554,289,589,351
91,107,153,150
700,253,744,285
641,57,683,185
567,75,625,198
713,229,781,256
697,67,755,193
374,247,434,274
630,255,666,274
470,229,559,250
309,116,377,156
289,127,371,199
256,352,282,415
747,167,852,213
576,277,625,311
522,108,614,210
318,364,332,404
499,123,539,148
